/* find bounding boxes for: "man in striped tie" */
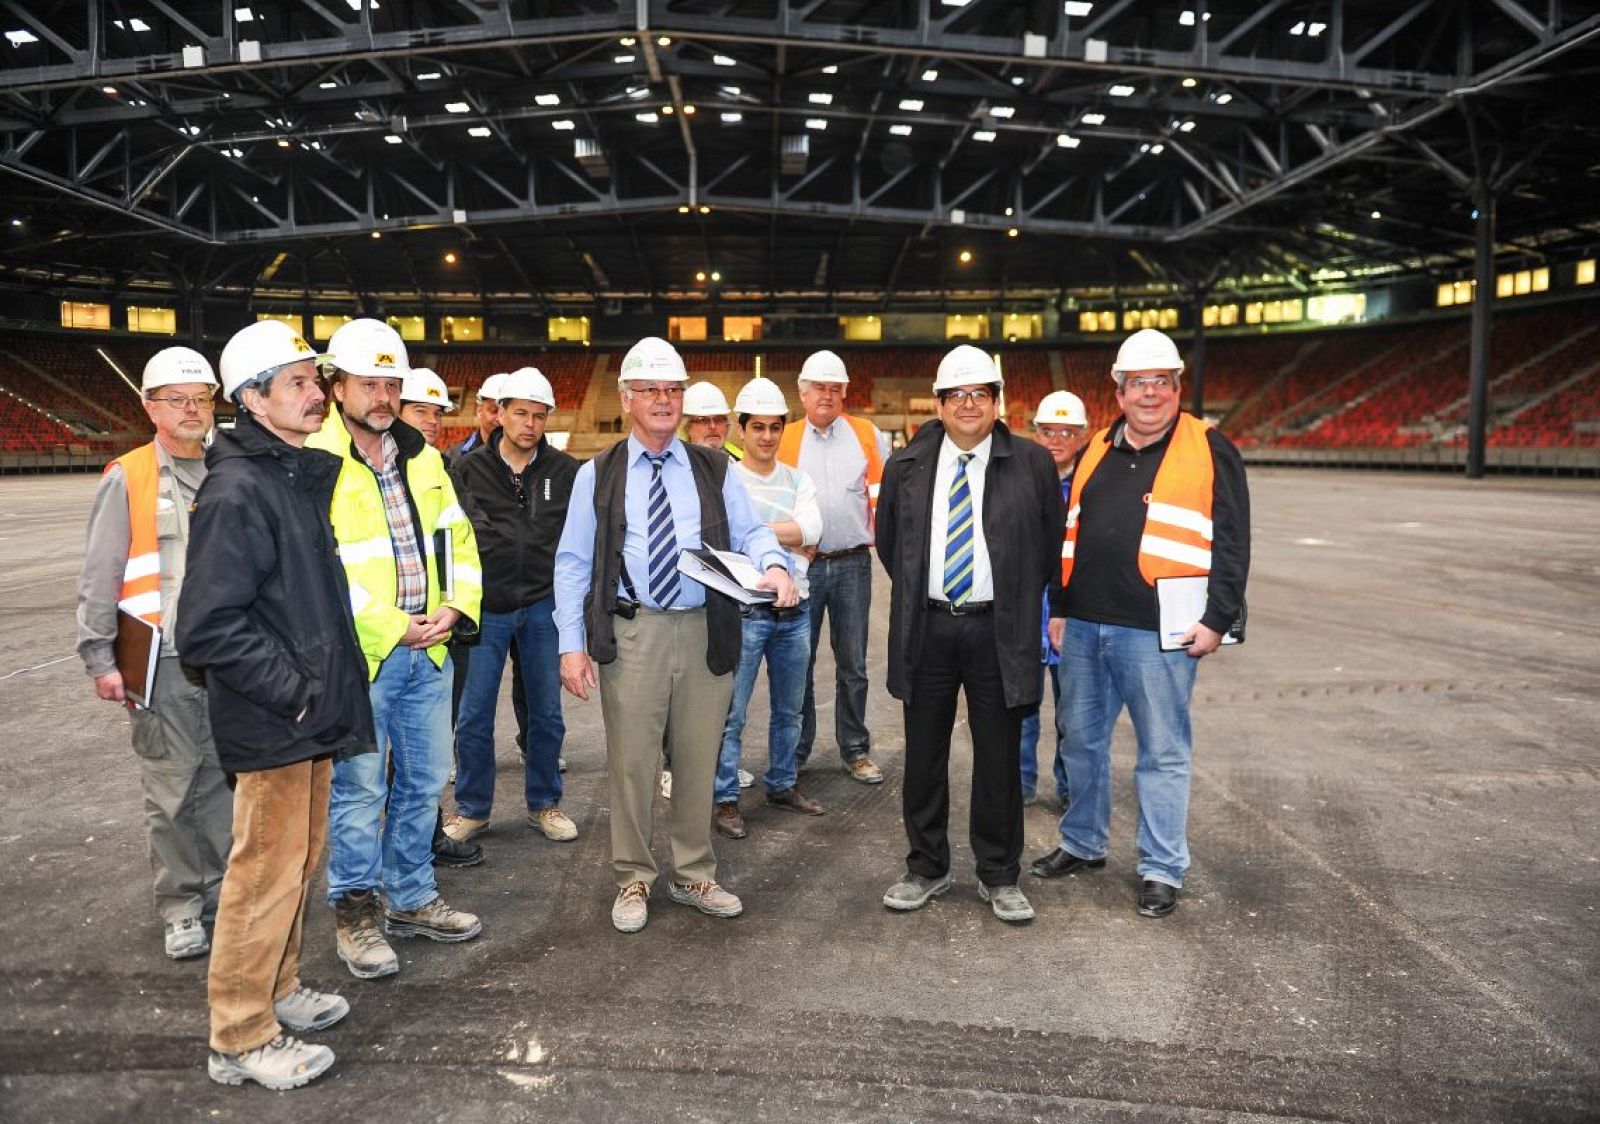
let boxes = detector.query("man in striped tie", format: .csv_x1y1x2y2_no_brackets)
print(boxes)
876,345,1065,924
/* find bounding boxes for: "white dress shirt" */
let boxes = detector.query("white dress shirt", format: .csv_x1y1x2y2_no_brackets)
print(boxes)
927,432,994,605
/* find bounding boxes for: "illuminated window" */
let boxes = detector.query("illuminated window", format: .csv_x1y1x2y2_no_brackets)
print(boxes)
386,315,425,342
1121,309,1140,332
61,301,111,330
256,312,303,332
945,314,987,340
1436,283,1455,308
1157,308,1179,329
1495,273,1515,299
1097,310,1116,332
1307,294,1365,323
1533,267,1549,292
312,314,351,341
127,306,176,335
1203,303,1239,327
840,315,882,341
1078,311,1101,333
1453,280,1474,305
722,316,763,342
1001,313,1042,340
441,316,483,342
1578,259,1596,286
1514,270,1532,296
668,316,707,342
1244,302,1263,325
547,315,591,344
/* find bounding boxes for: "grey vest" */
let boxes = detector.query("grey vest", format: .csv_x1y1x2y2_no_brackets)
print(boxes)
583,440,739,675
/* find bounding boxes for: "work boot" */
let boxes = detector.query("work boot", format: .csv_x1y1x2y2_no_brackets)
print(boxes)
384,896,483,942
713,801,748,839
164,916,209,960
334,889,399,980
432,810,484,868
273,986,350,1033
208,1035,334,1090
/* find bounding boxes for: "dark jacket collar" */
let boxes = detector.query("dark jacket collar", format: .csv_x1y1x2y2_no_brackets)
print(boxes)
901,419,1017,463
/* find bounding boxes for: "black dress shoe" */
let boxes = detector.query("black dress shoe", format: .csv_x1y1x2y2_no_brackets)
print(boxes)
432,812,485,868
1028,848,1108,879
1136,880,1178,918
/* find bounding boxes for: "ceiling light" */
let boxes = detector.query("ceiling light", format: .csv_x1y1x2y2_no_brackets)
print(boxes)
657,36,671,46
713,54,736,66
941,0,970,6
1308,22,1327,36
711,270,721,281
678,205,691,214
234,7,255,21
276,138,290,147
720,85,741,97
417,71,442,80
468,126,491,137
1007,227,1019,238
1290,20,1306,35
990,105,1015,119
345,0,378,9
319,81,338,89
613,54,636,64
889,124,913,136
696,271,707,282
1081,112,1105,125
371,231,381,238
113,18,152,31
535,93,560,106
682,104,695,115
822,64,838,74
899,98,924,111
101,85,118,95
383,134,403,144
1011,75,1027,86
805,118,828,130
1064,1,1093,15
1179,9,1194,24
1179,119,1196,131
958,250,973,263
1181,77,1197,88
444,252,457,264
922,68,940,82
699,205,710,214
1214,92,1232,105
619,36,636,46
809,92,833,105
1109,84,1135,97
973,130,997,142
661,105,674,115
1370,210,1382,219
721,112,743,123
445,101,470,113
1056,133,1080,148
628,85,650,98
1149,143,1164,154
635,112,659,123
551,119,576,130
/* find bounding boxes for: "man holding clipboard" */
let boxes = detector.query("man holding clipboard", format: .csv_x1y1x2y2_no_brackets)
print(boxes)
1029,329,1250,919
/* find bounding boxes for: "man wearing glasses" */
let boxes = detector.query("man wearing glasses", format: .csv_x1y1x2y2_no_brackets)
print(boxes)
1030,329,1251,920
877,346,1064,924
449,366,580,849
76,347,233,962
554,337,797,933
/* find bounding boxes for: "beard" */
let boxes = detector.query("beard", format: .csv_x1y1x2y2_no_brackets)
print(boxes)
346,406,394,435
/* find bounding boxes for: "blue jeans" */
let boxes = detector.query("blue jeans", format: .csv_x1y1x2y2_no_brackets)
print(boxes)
1020,661,1069,800
454,597,565,819
327,647,452,911
1055,619,1198,888
798,549,872,764
716,607,810,804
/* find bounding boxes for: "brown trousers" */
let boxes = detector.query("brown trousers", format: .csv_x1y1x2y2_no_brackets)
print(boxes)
207,755,331,1054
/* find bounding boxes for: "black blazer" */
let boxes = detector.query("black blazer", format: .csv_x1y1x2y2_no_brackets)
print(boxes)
876,420,1065,708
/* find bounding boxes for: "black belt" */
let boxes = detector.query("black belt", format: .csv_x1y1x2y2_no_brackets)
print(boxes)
926,599,994,616
815,544,870,561
742,601,808,621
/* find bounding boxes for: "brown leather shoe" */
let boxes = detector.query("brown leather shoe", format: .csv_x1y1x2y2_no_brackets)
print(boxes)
713,801,748,839
766,786,825,816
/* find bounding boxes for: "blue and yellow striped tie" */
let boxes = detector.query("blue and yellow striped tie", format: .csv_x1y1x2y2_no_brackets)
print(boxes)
645,453,681,607
942,453,975,605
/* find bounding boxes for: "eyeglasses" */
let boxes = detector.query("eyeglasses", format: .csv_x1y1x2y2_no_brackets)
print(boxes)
149,393,216,410
628,384,684,399
1037,425,1086,439
1122,375,1177,393
939,388,994,405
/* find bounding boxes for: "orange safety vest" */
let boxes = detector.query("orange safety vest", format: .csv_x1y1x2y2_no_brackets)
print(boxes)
109,443,164,627
1061,412,1215,588
777,413,884,525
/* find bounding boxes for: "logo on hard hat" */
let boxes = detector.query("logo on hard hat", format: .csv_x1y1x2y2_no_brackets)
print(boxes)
426,388,442,399
375,352,396,367
292,336,313,353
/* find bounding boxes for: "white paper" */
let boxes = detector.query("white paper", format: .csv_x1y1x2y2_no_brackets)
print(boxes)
1156,575,1238,651
676,549,777,606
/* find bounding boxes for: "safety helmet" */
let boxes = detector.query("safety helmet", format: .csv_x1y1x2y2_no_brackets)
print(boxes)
400,366,452,409
1110,328,1184,378
618,336,688,384
683,381,732,417
499,366,556,409
798,349,848,384
733,376,789,417
477,372,508,402
324,318,409,381
933,344,1002,392
1032,390,1088,428
218,320,323,399
142,346,217,393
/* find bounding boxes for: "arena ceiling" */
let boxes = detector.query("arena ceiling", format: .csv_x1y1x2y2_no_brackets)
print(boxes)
2,0,1598,315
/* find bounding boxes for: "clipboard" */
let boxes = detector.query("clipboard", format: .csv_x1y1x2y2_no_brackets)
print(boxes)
676,548,779,607
1155,576,1245,651
114,609,161,709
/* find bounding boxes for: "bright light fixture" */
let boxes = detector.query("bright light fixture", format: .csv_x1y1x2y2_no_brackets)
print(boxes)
535,93,561,106
417,71,442,80
319,81,338,89
805,118,828,130
1081,112,1106,125
899,98,924,111
101,85,118,94
809,92,833,105
721,112,743,123
822,64,838,74
1181,77,1197,88
613,54,635,64
1149,143,1164,154
1290,20,1306,35
1308,21,1327,36
889,124,913,136
657,36,671,46
628,86,650,99
383,134,403,144
444,101,470,113
234,7,255,21
1011,75,1027,86
714,54,736,66
1109,84,1135,97
1179,119,1196,131
619,36,636,46
1056,133,1080,148
720,85,742,97
468,126,491,137
551,119,576,131
1370,210,1382,219
922,68,940,81
1215,92,1232,105
973,130,997,142
635,112,659,123
989,105,1015,118
1064,1,1093,15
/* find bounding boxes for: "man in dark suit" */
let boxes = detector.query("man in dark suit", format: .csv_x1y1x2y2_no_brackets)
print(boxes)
876,345,1065,923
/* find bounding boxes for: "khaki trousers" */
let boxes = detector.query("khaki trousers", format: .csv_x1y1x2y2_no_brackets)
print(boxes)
599,608,734,890
207,756,331,1054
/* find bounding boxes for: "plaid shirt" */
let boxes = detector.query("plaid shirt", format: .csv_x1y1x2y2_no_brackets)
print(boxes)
361,432,428,614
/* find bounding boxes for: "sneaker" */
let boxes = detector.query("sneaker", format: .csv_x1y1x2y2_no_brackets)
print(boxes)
844,756,884,785
979,882,1036,923
442,813,489,843
667,880,743,918
559,756,568,773
164,916,209,960
208,1034,334,1090
612,881,650,933
659,770,673,800
765,787,825,816
737,768,754,789
334,889,399,979
528,807,578,842
882,871,953,911
384,896,483,942
713,801,748,839
273,986,349,1033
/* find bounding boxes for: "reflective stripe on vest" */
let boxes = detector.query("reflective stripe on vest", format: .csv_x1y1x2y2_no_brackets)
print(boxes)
777,412,884,525
110,443,163,627
1060,412,1215,589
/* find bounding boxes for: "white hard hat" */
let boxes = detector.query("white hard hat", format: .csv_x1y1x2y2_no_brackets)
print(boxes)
733,376,789,417
143,346,217,393
798,349,848,384
400,366,453,409
683,381,732,417
618,336,688,383
500,366,556,409
477,373,508,402
218,320,323,399
1033,390,1088,427
1111,328,1184,378
325,318,409,381
933,344,1002,392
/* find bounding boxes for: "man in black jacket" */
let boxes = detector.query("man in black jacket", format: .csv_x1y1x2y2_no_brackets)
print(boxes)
177,320,376,1091
447,367,581,848
877,345,1064,924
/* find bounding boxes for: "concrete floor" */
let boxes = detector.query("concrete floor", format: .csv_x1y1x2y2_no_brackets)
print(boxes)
0,468,1596,1122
